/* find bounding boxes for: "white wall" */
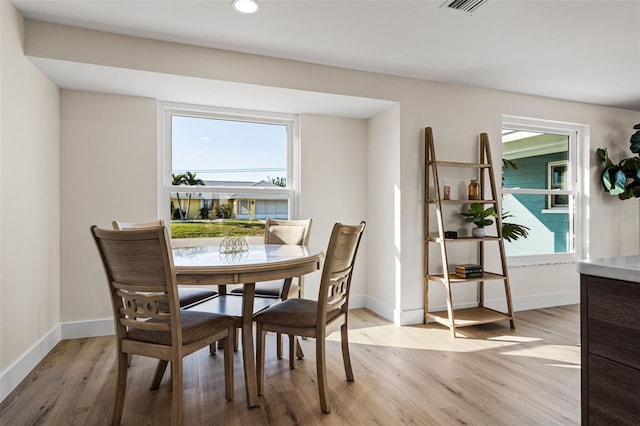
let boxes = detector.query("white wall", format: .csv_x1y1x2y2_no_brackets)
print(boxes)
365,105,402,321
60,91,157,324
0,1,60,400
299,114,368,304
25,21,640,326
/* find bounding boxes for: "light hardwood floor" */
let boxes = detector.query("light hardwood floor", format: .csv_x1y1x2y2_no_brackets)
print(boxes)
0,305,580,425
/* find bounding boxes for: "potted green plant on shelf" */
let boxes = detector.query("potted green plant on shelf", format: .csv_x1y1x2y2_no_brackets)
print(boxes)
597,123,640,199
460,203,498,238
461,203,530,240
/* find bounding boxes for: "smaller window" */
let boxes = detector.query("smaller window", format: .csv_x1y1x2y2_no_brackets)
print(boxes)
502,116,584,266
547,160,568,209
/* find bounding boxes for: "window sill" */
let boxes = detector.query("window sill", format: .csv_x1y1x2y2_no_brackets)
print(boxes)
506,253,577,267
541,208,569,214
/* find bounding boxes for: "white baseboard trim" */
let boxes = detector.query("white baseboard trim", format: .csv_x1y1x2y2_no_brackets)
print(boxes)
364,295,395,323
1,325,61,402
61,318,114,339
510,290,580,312
348,294,367,310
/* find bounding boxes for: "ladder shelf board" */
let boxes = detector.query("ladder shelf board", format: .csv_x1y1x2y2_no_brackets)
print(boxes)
427,272,507,284
426,160,491,169
426,307,512,328
425,199,497,204
426,235,501,243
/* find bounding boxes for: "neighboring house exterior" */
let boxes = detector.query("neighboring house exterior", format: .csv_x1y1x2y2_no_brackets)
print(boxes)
170,180,288,220
503,133,570,255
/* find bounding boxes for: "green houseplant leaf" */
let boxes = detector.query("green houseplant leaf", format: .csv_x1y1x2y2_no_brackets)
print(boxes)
596,148,613,167
460,203,498,228
601,166,626,195
630,123,640,154
501,212,530,242
620,157,640,178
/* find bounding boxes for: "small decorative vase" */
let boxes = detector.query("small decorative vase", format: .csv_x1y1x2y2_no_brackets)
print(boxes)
468,179,480,200
472,227,485,238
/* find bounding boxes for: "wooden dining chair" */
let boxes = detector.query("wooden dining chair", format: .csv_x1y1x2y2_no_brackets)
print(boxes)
230,218,312,357
91,225,235,425
113,220,219,308
254,221,365,413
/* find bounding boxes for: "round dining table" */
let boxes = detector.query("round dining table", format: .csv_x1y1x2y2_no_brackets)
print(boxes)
172,244,323,408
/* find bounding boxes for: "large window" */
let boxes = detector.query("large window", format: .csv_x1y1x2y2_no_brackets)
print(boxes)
501,116,584,265
160,103,298,245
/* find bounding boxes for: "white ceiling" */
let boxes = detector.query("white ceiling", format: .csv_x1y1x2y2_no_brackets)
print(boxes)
12,0,640,112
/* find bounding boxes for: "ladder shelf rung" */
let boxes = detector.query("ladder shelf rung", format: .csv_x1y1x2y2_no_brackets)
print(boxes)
426,160,491,168
426,307,512,328
427,272,507,284
426,235,501,242
426,199,497,204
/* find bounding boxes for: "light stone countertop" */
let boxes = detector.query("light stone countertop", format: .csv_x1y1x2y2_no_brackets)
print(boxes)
577,255,640,284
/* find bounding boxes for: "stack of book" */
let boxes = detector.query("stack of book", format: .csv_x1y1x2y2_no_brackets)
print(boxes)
455,264,483,278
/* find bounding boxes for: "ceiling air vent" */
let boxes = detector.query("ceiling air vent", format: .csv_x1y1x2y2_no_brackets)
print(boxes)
440,0,489,14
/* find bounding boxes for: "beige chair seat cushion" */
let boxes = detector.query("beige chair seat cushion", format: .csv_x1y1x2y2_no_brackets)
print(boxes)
254,298,341,328
127,311,235,346
230,280,299,299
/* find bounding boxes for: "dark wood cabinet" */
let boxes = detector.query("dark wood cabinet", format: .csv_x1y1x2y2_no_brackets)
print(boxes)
581,273,640,425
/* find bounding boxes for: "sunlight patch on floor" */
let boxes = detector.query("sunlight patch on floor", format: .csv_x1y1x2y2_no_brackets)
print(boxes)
487,335,542,343
546,363,581,369
326,324,520,352
501,344,580,366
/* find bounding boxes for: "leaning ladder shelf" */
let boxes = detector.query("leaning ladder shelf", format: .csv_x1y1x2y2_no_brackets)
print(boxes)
423,127,515,337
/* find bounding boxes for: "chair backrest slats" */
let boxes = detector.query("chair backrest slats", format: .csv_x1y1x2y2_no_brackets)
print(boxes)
116,290,172,320
112,282,168,293
317,222,365,318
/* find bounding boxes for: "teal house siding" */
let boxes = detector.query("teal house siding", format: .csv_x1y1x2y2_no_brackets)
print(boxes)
503,152,569,252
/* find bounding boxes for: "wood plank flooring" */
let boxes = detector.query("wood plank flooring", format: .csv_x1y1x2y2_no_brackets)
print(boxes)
0,305,580,425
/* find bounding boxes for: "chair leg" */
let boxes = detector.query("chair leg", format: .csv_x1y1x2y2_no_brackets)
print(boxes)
256,323,266,396
112,350,128,425
151,360,169,390
170,359,183,425
217,332,239,352
276,332,283,359
296,337,304,359
223,327,235,401
288,335,296,370
341,323,354,381
209,343,216,355
127,353,133,367
316,335,330,413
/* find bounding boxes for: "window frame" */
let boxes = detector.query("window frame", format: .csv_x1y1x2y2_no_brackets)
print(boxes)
158,102,300,228
547,160,569,210
501,115,586,266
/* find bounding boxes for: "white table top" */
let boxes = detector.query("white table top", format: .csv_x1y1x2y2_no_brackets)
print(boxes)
172,243,324,286
577,255,640,284
173,243,323,268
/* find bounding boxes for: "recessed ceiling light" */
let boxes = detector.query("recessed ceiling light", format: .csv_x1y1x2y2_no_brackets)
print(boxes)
232,0,260,14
